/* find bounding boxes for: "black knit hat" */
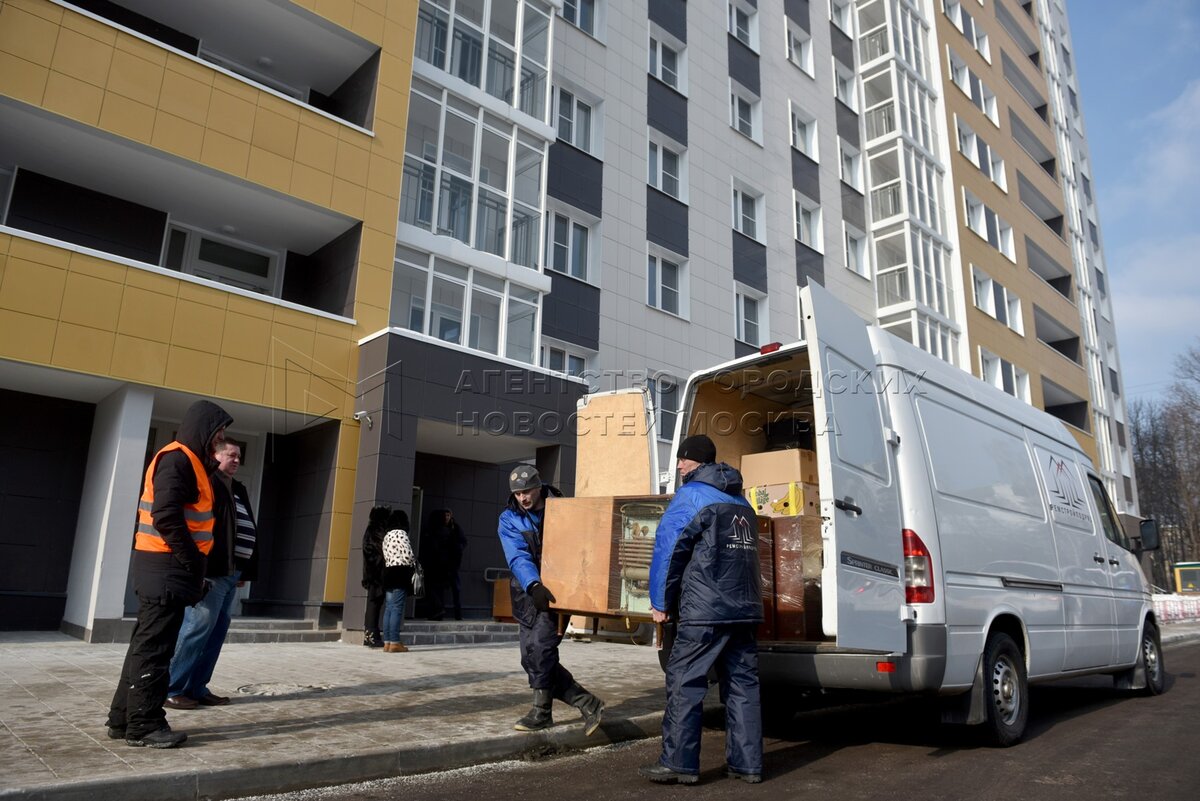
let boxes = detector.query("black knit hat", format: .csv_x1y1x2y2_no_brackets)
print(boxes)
509,465,542,492
676,434,716,464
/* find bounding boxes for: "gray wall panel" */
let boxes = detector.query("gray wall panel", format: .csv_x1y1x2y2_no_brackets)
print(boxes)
791,149,821,201
831,24,854,68
732,231,768,293
795,241,824,287
648,79,688,146
836,100,860,145
649,0,687,42
728,36,760,96
547,143,604,217
841,183,865,229
646,187,689,257
785,0,811,31
543,271,601,350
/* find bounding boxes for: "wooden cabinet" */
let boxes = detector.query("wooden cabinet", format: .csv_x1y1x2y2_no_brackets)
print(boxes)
540,495,669,616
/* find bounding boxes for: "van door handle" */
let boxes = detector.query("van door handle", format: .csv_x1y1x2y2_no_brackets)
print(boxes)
1093,553,1105,563
835,497,862,516
1108,558,1120,567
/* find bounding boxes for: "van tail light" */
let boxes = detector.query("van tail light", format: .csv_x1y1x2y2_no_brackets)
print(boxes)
903,529,934,604
759,342,782,354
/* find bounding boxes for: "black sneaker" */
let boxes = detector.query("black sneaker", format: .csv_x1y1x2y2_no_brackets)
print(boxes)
126,725,187,749
639,763,698,785
106,726,125,740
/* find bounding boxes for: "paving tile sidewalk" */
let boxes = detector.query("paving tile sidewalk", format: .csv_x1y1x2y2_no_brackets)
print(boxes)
3,622,1199,801
0,632,666,801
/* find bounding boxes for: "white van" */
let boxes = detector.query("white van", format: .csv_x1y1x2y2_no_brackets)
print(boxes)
664,283,1164,745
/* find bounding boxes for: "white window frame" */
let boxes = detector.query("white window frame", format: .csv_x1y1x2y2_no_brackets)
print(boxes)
729,82,760,142
561,0,597,37
839,139,862,191
735,283,767,346
834,59,858,111
541,341,590,378
554,86,596,154
844,223,869,278
162,223,282,296
830,0,854,35
648,135,687,202
728,0,759,51
789,101,818,160
545,208,594,282
794,191,823,252
732,183,763,242
649,27,687,94
647,248,688,318
786,21,814,76
956,116,1006,191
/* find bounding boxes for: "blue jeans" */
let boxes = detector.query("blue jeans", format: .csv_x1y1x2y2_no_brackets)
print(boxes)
383,588,407,642
168,571,240,699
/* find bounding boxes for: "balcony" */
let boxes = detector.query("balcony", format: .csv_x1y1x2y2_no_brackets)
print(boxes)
859,27,890,64
871,181,904,219
865,103,896,141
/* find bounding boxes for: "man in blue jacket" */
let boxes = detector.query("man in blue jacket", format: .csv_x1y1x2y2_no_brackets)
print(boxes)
639,435,763,785
497,465,604,735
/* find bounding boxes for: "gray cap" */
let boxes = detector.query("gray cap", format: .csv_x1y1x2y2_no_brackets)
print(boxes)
509,465,542,492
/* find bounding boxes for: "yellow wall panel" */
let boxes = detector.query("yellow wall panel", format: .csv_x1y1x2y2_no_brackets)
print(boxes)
106,48,163,105
124,267,179,295
334,141,370,185
177,281,229,310
5,0,64,23
163,52,213,86
305,373,343,419
332,467,357,515
52,322,115,374
69,251,126,282
365,152,402,197
290,163,334,206
312,333,353,384
60,271,123,331
0,257,66,319
201,129,251,177
110,334,168,384
269,323,316,371
330,178,367,218
0,4,60,66
215,356,267,404
295,124,338,173
117,286,177,341
256,92,301,122
273,306,318,331
151,111,204,160
10,237,71,269
0,51,48,105
246,146,293,193
324,557,347,603
42,71,104,125
170,300,226,351
158,68,212,124
98,92,155,143
336,421,360,471
58,8,116,46
0,308,57,363
113,32,165,66
355,263,392,303
315,0,356,31
251,107,300,159
219,314,272,363
363,189,399,232
164,345,219,395
207,88,256,142
267,366,310,410
351,5,386,41
225,293,274,320
50,27,113,87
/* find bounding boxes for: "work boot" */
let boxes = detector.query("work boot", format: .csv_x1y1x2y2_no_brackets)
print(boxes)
363,630,383,648
561,681,605,736
513,688,554,732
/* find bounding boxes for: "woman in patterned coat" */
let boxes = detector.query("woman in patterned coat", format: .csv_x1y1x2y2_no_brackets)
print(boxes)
381,509,416,653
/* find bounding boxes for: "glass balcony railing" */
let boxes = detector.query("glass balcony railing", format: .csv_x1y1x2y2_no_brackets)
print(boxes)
865,103,896,140
877,268,911,308
871,181,904,219
860,28,890,63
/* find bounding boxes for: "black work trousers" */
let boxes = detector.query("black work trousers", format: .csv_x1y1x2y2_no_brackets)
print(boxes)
511,581,574,696
364,585,384,634
106,593,189,737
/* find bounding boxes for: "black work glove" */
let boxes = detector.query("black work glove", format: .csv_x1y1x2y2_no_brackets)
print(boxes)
527,582,556,613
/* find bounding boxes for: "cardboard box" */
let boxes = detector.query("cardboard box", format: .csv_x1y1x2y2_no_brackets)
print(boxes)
745,482,819,517
740,448,818,487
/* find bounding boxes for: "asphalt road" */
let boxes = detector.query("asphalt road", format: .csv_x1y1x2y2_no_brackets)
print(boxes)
238,640,1200,801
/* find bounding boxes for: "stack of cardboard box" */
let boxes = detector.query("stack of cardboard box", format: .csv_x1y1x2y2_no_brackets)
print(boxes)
741,449,826,641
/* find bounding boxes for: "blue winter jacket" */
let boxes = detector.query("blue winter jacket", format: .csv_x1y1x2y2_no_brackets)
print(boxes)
649,462,763,625
497,486,562,591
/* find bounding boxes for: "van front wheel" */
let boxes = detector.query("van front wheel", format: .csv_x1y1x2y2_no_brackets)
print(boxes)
982,633,1028,747
1139,623,1166,696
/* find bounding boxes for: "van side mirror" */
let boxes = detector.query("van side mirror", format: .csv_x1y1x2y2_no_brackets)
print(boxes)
1138,519,1161,552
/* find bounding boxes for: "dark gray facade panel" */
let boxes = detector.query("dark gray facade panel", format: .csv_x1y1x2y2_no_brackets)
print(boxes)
646,187,689,257
728,36,761,96
734,340,757,359
841,183,865,229
791,149,821,201
0,390,93,631
282,223,361,317
732,232,768,294
785,0,811,32
547,143,604,217
831,24,855,68
795,241,825,287
647,79,688,146
836,100,860,145
7,169,167,265
543,272,601,350
649,0,687,42
309,49,379,129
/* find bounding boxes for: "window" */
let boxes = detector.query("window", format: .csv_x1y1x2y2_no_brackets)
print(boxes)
839,139,862,191
963,189,1014,261
648,139,684,200
955,117,1006,191
647,252,685,315
649,32,685,92
162,224,280,295
562,0,595,36
555,87,593,152
980,348,1029,401
787,22,814,76
794,192,822,251
972,266,1024,334
545,211,591,280
542,344,588,377
844,224,868,278
790,102,818,160
728,2,757,49
729,85,759,140
948,48,998,125
735,286,765,345
944,1,990,62
732,186,761,240
830,0,853,35
834,60,857,111
649,375,678,441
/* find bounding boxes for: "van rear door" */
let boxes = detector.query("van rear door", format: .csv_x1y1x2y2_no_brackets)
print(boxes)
802,283,906,653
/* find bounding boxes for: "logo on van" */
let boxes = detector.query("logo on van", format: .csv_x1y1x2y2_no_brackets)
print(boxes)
727,513,756,551
1046,456,1089,522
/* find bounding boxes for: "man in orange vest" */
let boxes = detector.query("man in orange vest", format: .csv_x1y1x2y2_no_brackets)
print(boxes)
106,399,233,748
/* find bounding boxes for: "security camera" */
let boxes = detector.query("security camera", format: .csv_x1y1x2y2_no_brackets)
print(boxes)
353,410,373,429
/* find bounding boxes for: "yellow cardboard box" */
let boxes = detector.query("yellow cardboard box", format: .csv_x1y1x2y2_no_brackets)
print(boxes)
744,482,819,517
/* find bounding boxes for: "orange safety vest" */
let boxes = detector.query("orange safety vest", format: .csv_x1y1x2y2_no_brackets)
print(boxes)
135,442,215,555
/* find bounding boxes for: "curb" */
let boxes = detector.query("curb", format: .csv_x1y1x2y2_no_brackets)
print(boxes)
0,713,665,801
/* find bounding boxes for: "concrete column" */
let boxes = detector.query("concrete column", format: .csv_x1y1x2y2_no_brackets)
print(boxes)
61,384,154,642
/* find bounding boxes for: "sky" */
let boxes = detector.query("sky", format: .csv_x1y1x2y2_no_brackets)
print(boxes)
1066,0,1200,402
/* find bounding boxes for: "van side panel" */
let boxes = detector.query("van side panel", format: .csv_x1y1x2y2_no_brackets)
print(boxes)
913,391,1067,682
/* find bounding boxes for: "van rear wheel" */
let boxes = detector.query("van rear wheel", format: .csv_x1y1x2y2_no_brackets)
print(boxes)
982,632,1028,747
1139,623,1166,696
